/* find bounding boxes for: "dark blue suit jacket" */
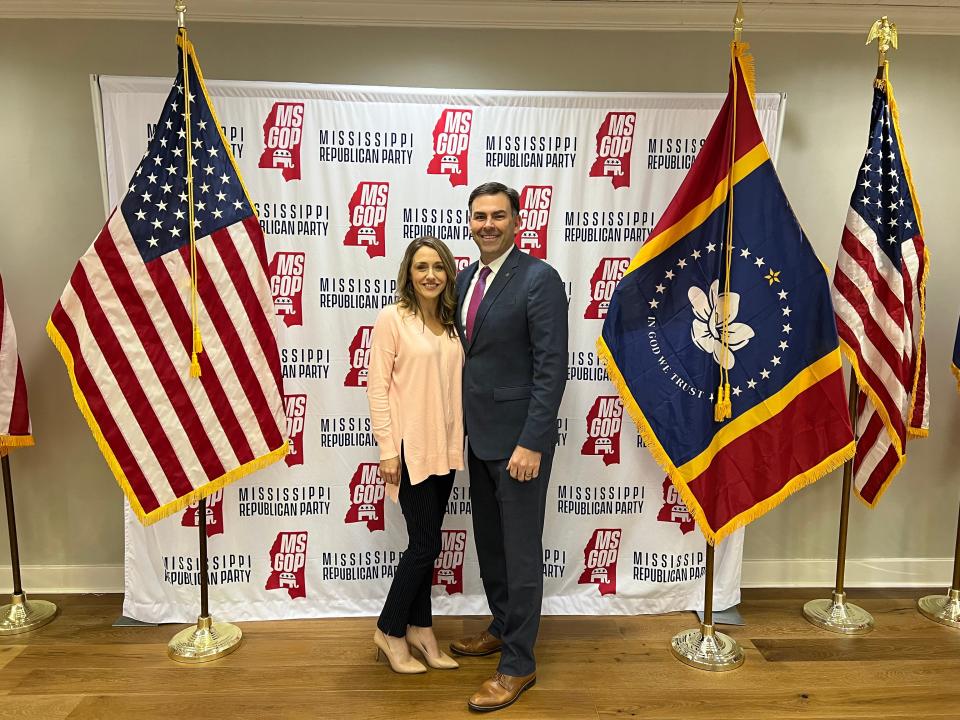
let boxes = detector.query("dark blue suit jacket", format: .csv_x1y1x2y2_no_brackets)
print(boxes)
456,246,568,460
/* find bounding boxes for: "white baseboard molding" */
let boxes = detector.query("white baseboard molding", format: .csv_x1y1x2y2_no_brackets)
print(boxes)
741,558,956,588
0,565,124,594
0,558,954,594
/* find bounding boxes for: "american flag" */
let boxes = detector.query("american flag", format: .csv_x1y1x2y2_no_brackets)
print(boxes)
0,274,33,453
831,70,929,507
47,34,288,524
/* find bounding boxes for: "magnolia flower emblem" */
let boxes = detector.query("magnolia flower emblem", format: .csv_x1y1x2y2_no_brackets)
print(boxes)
689,280,755,369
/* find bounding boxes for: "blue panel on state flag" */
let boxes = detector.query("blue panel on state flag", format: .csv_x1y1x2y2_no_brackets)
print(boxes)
604,160,840,468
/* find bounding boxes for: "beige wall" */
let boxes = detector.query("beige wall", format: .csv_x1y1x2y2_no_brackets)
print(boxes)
2,20,959,584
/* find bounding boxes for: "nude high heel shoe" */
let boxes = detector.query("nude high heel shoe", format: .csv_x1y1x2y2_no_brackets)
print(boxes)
406,632,460,669
374,629,427,674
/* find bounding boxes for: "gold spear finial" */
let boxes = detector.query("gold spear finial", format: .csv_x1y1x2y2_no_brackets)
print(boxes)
175,1,187,29
733,0,745,43
866,16,898,68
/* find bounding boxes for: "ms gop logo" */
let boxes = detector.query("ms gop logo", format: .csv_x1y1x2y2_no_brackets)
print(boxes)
258,101,304,182
515,185,552,260
283,394,306,467
181,489,224,538
344,182,389,258
433,530,467,594
269,251,305,327
585,257,630,320
343,462,386,532
427,109,472,187
344,326,373,388
578,528,621,596
657,478,696,535
589,111,636,189
581,396,623,466
265,531,308,599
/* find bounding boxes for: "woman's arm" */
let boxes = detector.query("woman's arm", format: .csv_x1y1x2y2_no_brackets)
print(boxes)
367,308,401,484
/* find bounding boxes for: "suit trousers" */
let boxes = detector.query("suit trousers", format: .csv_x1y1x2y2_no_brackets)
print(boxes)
468,442,553,676
377,454,455,637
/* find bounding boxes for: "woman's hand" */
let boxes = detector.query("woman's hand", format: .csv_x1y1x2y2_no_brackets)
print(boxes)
380,456,401,486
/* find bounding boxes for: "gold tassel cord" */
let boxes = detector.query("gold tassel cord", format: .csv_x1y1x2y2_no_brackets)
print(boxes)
180,29,203,378
714,42,742,422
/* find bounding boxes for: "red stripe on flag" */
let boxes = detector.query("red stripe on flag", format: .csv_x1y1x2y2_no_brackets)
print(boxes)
145,253,256,466
834,315,907,443
833,267,905,378
685,370,852,532
859,445,899,504
186,246,284,450
840,227,906,328
852,411,884,477
910,340,927,430
8,363,30,436
211,226,284,400
243,215,270,276
50,302,161,514
98,237,227,481
70,265,193,499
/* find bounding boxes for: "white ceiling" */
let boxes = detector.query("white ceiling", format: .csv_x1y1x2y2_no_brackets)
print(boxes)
3,1,960,35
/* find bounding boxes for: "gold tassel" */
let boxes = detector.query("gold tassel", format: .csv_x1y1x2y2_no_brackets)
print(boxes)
193,327,203,354
714,383,732,422
733,41,757,103
190,352,202,378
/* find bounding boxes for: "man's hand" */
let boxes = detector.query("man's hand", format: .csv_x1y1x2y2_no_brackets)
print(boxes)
508,445,542,482
380,456,401,486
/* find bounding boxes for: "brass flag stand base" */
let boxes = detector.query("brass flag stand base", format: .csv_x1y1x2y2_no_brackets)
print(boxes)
803,373,874,634
0,455,57,635
670,542,744,672
168,615,242,663
671,622,744,671
0,592,57,635
917,590,960,629
168,496,242,663
917,499,960,630
803,591,874,635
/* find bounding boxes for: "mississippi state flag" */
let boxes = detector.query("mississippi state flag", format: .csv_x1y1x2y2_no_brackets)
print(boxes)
598,43,854,544
0,274,33,454
48,32,288,524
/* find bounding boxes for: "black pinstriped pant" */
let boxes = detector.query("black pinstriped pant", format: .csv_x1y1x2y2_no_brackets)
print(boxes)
377,452,455,638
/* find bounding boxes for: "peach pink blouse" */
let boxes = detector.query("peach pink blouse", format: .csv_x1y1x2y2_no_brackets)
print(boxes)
366,304,464,501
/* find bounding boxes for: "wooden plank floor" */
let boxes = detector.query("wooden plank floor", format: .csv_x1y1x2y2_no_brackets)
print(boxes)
0,588,958,719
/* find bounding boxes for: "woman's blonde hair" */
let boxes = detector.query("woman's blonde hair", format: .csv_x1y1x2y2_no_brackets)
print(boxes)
395,236,459,336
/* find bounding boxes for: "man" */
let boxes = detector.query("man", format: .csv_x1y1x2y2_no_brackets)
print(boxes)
452,182,568,712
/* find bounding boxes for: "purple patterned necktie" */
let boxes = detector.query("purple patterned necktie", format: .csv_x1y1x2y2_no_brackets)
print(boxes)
465,266,492,342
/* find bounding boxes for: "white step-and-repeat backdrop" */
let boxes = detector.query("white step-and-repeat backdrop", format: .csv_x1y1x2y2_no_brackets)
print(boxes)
95,76,785,622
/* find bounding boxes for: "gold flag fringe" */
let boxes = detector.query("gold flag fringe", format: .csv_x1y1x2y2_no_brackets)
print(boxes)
47,319,288,526
598,336,853,545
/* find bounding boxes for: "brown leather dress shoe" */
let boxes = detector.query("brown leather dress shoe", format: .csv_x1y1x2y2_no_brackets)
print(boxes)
449,629,502,656
467,671,536,712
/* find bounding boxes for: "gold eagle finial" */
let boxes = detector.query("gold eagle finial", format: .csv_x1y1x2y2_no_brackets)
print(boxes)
866,16,898,65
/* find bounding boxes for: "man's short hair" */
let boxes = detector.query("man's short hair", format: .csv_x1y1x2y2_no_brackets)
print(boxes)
468,182,520,217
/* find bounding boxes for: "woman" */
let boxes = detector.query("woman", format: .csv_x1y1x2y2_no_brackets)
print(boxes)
367,236,464,673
